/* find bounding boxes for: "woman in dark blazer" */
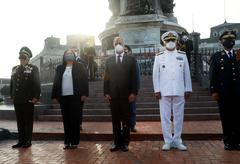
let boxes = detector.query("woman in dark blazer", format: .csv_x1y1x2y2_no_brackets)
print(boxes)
52,49,89,149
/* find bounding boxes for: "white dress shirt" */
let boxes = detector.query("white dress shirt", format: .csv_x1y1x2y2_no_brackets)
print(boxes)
115,52,124,63
62,66,74,96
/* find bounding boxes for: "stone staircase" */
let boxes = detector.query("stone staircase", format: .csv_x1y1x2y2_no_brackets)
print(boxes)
37,76,219,121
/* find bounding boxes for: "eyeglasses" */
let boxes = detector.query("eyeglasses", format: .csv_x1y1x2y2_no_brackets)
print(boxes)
164,39,176,42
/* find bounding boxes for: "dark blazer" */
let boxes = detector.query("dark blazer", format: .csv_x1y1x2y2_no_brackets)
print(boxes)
104,53,138,99
51,62,89,99
209,50,240,97
10,64,41,104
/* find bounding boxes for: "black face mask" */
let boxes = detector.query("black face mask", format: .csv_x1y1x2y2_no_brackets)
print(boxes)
222,39,235,49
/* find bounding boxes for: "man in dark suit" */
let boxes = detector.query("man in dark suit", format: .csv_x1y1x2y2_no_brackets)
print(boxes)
104,37,138,152
209,30,240,150
10,46,41,148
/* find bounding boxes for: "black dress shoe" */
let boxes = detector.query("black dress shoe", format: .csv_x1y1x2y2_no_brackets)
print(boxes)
121,145,129,152
22,142,32,148
110,144,120,152
12,143,23,149
224,143,235,150
131,127,137,132
236,144,240,150
63,144,70,150
70,145,78,149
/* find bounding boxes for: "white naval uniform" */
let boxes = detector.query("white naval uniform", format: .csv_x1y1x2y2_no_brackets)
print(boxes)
152,49,192,144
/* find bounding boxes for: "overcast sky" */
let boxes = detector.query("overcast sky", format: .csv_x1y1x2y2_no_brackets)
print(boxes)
0,0,239,78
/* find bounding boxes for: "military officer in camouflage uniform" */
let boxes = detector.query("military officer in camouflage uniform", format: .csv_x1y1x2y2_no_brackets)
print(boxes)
209,30,240,150
10,46,41,148
153,31,192,151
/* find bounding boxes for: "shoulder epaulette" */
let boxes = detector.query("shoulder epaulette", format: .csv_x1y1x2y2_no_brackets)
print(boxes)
156,51,164,56
177,50,186,54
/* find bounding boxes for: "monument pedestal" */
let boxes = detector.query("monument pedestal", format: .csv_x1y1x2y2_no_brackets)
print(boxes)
99,14,185,54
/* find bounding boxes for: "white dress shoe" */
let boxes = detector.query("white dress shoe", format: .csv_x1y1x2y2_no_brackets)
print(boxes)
173,143,187,151
162,143,171,151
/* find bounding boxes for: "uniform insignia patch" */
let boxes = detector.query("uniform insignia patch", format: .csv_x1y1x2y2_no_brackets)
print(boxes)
156,51,164,56
176,57,183,60
177,50,186,54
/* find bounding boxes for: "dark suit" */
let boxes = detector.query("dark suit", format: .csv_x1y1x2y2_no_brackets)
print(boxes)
10,64,41,144
104,53,137,146
209,50,240,146
52,62,89,145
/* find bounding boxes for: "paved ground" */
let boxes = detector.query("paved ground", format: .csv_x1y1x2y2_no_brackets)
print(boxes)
0,120,223,141
0,120,222,134
0,140,240,164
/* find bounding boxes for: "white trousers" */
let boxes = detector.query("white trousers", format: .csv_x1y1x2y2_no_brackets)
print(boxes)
159,96,185,144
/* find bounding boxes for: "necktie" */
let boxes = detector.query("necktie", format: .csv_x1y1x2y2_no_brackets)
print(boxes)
117,55,121,64
228,52,233,60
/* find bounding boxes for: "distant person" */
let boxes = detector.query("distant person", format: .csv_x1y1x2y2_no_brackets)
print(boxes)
52,49,89,149
178,31,193,64
209,30,240,150
104,37,138,152
153,31,192,151
10,46,41,148
124,44,140,132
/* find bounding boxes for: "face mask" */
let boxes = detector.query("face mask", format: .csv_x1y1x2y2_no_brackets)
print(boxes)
64,54,75,61
166,41,176,50
222,39,235,49
115,44,124,54
182,35,188,42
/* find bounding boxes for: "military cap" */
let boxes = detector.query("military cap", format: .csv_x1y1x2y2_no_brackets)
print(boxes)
161,31,178,42
219,30,237,40
19,46,32,58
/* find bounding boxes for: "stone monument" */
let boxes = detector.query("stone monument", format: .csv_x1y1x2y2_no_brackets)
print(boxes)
99,0,185,54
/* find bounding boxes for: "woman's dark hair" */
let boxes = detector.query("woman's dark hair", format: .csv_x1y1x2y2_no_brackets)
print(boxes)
124,45,132,52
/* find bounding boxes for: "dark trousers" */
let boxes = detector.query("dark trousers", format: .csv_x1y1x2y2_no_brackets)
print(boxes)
110,99,131,146
80,102,84,126
218,95,240,145
14,103,34,144
130,100,136,128
60,96,83,145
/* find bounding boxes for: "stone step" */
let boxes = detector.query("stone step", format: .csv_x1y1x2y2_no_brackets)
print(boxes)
90,91,210,97
85,95,214,103
89,85,207,92
84,101,217,109
37,113,220,122
41,107,218,115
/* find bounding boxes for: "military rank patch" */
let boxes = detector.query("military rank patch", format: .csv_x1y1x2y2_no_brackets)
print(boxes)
176,57,183,60
177,50,186,54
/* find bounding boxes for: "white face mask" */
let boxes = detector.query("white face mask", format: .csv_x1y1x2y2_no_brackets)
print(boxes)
115,44,124,54
165,41,176,50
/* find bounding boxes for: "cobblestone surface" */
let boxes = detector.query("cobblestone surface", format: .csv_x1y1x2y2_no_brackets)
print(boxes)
0,140,239,164
0,120,222,134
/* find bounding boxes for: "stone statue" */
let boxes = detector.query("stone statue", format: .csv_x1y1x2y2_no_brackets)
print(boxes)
109,0,175,16
108,0,120,17
160,0,175,14
125,0,154,15
149,0,175,15
149,0,163,15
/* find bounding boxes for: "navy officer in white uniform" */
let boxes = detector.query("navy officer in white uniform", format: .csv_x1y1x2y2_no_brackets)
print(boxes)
153,31,192,151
